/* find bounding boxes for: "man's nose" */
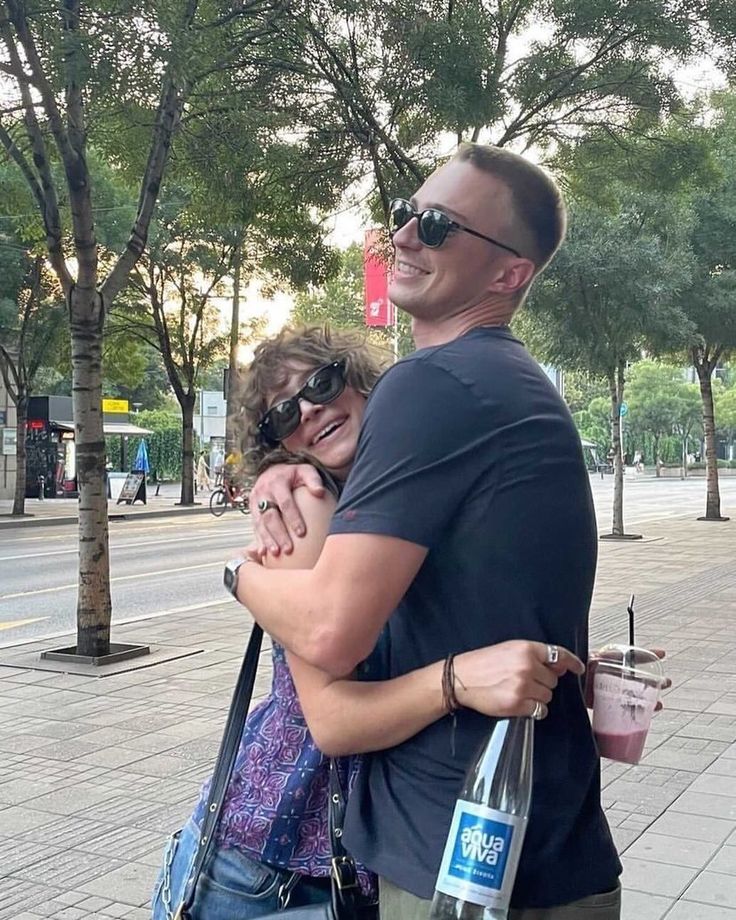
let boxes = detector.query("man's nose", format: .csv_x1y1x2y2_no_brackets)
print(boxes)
392,215,422,249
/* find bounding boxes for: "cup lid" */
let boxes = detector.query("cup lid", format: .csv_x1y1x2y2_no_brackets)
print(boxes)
593,644,666,686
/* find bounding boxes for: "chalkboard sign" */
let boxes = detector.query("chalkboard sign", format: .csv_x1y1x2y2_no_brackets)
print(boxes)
116,471,147,505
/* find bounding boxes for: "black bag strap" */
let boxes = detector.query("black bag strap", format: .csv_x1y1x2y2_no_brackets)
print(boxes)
179,622,264,916
328,761,361,919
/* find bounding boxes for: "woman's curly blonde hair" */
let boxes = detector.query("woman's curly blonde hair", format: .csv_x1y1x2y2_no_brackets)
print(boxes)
236,324,390,474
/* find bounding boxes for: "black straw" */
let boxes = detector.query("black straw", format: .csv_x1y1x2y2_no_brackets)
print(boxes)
627,594,636,646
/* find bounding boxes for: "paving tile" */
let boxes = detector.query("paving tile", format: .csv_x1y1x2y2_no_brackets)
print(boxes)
0,878,63,920
625,833,721,869
621,856,699,897
612,826,641,853
706,758,736,778
0,805,62,835
641,737,729,773
671,792,736,822
621,889,673,920
683,870,736,910
689,774,736,798
708,847,736,875
14,848,119,888
22,783,111,816
665,902,736,919
646,812,736,845
75,747,149,769
0,778,58,806
0,734,66,754
76,860,159,906
678,716,736,744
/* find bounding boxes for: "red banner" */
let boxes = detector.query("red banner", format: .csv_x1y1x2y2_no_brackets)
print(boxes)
364,230,393,327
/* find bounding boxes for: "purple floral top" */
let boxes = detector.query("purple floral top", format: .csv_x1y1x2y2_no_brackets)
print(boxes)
192,641,375,894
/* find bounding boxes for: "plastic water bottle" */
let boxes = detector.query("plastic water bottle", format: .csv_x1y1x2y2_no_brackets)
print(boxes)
429,717,534,919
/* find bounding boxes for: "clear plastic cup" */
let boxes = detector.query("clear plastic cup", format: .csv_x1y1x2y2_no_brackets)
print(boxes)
591,645,666,765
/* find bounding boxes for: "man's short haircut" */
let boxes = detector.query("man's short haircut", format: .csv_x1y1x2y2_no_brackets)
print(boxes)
454,142,566,273
238,324,389,472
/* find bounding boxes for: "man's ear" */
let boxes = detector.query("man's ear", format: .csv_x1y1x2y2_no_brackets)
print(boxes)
488,258,536,296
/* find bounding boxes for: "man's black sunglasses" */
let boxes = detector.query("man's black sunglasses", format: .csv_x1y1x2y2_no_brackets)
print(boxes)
388,198,521,257
258,360,347,444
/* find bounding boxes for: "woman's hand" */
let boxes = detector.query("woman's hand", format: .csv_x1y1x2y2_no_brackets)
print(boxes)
250,463,325,556
454,640,585,720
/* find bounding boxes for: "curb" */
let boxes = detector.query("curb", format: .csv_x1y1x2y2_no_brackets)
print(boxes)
0,504,212,530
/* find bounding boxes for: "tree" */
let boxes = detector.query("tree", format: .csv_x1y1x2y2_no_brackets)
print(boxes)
523,189,693,537
671,380,703,477
125,205,234,505
0,0,287,658
626,362,685,476
673,95,736,519
277,0,702,218
572,396,611,456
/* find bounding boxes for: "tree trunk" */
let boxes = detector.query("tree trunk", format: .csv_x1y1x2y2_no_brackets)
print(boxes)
225,235,242,458
609,367,625,536
695,358,724,519
180,393,196,505
653,434,661,478
12,394,27,515
681,438,688,479
72,292,112,658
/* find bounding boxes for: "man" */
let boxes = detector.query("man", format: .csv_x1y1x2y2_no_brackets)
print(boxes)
235,143,622,918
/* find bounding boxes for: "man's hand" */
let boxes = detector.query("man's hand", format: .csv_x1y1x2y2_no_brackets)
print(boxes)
454,640,585,721
250,463,325,556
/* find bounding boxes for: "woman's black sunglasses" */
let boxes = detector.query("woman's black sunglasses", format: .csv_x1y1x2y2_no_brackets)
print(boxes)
388,197,521,257
258,360,347,444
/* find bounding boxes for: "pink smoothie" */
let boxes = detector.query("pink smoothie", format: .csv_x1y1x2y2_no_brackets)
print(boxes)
594,728,649,764
592,669,660,764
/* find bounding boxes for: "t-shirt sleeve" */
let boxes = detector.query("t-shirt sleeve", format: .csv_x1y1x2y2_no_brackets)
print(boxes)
330,356,498,548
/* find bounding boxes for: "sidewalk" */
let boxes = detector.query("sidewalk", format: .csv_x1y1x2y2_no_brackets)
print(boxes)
1,514,735,918
0,482,210,529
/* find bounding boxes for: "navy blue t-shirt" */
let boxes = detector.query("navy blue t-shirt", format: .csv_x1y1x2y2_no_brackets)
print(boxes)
329,326,621,908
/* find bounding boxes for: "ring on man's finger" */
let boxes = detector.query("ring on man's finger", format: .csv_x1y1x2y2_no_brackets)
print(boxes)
257,499,279,515
531,700,545,720
546,644,559,665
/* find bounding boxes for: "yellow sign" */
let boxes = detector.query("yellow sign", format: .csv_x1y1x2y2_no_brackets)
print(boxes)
102,398,129,414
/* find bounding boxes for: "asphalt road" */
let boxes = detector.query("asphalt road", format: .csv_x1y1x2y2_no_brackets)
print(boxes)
0,513,254,648
1,472,735,648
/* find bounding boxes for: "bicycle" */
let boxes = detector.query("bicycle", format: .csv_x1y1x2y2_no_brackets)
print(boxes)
209,480,251,517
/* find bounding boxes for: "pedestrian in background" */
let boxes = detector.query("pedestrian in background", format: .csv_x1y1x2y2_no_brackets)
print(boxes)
196,451,211,493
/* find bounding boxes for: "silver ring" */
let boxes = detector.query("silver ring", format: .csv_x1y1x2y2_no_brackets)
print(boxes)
257,499,279,515
531,700,544,720
546,644,559,665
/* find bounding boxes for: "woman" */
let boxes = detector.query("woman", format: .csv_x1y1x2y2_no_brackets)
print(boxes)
151,325,568,919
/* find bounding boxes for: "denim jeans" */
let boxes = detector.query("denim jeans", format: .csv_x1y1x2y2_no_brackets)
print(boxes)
151,818,332,919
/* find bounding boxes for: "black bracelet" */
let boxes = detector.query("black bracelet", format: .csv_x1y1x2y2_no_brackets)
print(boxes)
442,653,465,714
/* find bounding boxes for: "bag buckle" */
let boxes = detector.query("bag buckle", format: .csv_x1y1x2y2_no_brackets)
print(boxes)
277,872,301,910
331,856,359,890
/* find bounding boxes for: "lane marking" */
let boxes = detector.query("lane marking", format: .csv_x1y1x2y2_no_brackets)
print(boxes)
0,616,48,631
0,561,222,601
1,515,251,545
0,598,234,649
0,530,246,563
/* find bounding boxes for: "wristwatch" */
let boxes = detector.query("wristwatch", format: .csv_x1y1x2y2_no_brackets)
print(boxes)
224,556,248,598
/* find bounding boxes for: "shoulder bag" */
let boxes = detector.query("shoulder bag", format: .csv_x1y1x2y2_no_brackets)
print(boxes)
175,623,377,920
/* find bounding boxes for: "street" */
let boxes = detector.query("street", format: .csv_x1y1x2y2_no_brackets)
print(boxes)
1,473,735,649
0,513,254,647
